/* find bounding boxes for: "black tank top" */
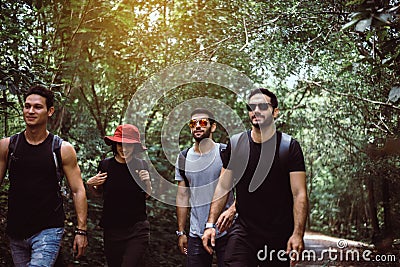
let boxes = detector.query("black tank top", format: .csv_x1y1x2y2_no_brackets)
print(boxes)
6,132,65,238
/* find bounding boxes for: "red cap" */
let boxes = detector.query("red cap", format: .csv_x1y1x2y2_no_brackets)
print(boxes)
104,124,147,151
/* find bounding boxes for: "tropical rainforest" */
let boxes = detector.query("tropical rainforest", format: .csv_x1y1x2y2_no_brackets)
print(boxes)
0,0,399,266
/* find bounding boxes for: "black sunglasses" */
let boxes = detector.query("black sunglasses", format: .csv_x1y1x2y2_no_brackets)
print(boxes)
246,103,272,111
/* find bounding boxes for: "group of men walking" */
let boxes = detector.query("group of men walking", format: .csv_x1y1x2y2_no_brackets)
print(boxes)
175,88,308,267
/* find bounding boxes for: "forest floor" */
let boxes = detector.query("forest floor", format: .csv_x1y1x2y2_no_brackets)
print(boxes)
0,183,399,266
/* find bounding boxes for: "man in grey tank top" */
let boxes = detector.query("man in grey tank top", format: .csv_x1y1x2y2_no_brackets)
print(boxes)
175,108,235,267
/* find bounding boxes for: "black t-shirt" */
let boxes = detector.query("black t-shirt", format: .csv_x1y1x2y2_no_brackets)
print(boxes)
222,131,305,239
98,157,148,228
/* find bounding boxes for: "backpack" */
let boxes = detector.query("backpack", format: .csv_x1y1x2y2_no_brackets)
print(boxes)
7,132,65,198
228,131,292,192
178,143,227,187
228,131,291,174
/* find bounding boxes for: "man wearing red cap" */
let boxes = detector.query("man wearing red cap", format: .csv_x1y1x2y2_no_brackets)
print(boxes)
87,124,151,267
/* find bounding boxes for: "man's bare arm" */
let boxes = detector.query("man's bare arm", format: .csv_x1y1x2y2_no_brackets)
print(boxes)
176,180,189,255
286,171,308,259
61,142,88,258
202,167,234,254
216,199,236,233
0,138,10,185
207,168,233,223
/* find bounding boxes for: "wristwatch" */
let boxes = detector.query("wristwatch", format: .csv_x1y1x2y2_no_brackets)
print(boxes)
176,230,186,237
205,222,216,229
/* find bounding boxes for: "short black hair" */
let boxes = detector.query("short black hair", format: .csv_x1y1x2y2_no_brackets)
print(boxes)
24,85,55,110
190,108,215,123
248,88,278,109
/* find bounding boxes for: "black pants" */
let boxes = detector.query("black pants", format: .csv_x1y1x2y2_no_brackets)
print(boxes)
224,222,290,267
187,234,228,267
104,220,150,267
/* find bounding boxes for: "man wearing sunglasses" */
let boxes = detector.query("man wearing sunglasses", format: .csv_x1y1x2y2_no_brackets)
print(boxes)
175,108,236,267
202,88,308,266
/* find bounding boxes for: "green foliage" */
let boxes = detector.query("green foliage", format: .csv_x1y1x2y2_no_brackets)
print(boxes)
1,2,400,264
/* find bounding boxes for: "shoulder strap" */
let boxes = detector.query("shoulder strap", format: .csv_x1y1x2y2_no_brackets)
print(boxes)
279,133,291,174
137,158,146,170
178,148,190,187
51,135,68,202
52,135,64,183
219,143,227,154
229,132,245,153
7,133,21,171
100,157,112,173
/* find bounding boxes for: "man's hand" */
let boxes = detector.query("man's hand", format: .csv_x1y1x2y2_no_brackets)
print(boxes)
73,234,88,259
201,228,216,255
177,234,188,255
216,204,236,233
286,233,304,266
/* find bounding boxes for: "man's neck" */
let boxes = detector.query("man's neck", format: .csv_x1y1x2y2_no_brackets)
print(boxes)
251,125,276,143
193,138,216,154
24,126,49,145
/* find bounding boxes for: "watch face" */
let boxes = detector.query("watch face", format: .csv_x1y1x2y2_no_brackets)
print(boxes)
176,231,185,236
205,223,216,229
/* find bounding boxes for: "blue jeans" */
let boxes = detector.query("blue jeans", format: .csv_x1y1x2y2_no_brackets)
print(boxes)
8,227,64,267
187,235,228,267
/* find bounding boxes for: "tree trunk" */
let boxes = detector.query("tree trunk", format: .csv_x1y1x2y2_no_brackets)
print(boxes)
366,177,380,235
2,90,7,137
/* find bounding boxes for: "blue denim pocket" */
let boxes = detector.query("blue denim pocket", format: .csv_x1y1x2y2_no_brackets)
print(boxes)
9,227,64,267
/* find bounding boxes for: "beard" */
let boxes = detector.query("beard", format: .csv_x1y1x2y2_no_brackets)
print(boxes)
193,127,212,142
252,121,261,129
251,113,274,129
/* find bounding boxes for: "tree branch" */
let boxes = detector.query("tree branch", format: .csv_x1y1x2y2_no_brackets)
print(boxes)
239,17,249,52
301,79,400,111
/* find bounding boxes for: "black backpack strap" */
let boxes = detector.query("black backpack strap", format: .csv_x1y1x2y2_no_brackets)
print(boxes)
136,158,147,171
219,143,227,155
52,135,64,184
178,148,190,187
136,159,150,194
50,134,67,206
279,133,291,175
7,132,22,172
229,132,244,155
99,157,112,173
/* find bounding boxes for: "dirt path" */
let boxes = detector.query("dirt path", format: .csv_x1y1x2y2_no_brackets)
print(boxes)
296,232,399,266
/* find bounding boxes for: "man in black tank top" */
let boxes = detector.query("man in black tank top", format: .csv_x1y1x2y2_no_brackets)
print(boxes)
0,85,88,266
